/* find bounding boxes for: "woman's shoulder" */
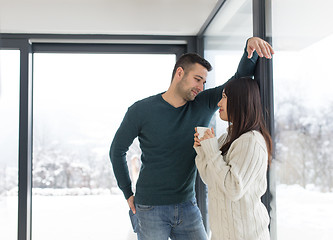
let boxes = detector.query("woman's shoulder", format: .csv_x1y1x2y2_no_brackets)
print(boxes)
234,130,266,149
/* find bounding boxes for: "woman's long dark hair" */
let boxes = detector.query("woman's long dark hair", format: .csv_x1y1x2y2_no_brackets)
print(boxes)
220,77,272,164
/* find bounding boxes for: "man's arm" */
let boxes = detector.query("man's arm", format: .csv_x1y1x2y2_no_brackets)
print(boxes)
201,37,274,110
234,37,273,79
247,37,273,59
109,106,140,201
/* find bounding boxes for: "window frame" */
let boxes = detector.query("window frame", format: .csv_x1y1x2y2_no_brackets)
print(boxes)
0,1,275,236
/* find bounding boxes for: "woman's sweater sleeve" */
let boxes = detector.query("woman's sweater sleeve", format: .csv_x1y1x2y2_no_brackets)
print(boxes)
194,134,225,185
194,145,210,184
199,132,268,201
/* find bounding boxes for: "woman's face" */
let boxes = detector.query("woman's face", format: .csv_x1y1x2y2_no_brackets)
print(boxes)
217,91,228,121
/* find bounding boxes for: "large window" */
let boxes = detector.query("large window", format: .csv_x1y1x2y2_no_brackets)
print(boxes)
272,0,333,239
203,0,253,237
0,50,20,240
204,0,252,137
32,53,175,240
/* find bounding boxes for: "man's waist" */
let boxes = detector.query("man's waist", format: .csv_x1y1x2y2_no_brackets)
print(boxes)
134,190,195,206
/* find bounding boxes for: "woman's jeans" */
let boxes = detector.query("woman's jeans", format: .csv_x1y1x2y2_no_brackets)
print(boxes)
129,198,207,240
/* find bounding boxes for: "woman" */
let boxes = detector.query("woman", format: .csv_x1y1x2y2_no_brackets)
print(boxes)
193,76,272,240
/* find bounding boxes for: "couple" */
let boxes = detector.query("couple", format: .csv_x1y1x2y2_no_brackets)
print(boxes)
110,37,274,240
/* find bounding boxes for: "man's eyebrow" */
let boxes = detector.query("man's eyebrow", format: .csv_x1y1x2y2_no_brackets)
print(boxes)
194,75,204,80
194,74,206,84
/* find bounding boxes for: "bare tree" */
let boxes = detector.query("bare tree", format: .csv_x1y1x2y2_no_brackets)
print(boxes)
275,95,333,192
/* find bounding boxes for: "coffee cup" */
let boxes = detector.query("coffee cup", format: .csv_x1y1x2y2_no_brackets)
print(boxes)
196,126,210,139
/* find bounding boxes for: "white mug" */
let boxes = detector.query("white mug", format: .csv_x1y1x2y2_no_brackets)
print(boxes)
196,126,210,139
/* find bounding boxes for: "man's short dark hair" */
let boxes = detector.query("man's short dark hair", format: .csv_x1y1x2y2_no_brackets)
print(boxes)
171,53,212,81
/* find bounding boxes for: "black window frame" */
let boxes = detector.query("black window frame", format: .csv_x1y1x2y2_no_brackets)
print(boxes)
1,33,195,240
0,1,275,238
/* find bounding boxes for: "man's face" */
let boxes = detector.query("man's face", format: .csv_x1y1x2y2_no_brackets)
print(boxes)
178,63,208,101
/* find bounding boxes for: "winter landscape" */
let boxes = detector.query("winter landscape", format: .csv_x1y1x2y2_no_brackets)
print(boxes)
1,184,333,240
1,36,333,239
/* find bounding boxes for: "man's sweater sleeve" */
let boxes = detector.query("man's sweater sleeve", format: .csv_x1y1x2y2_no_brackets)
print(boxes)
201,39,259,110
233,39,259,79
109,105,140,200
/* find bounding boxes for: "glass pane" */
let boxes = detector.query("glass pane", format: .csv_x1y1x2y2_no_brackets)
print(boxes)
203,0,253,237
32,53,175,240
272,1,333,239
204,0,252,136
0,50,20,240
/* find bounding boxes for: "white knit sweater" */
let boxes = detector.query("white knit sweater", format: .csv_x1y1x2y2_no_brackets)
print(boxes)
194,130,270,240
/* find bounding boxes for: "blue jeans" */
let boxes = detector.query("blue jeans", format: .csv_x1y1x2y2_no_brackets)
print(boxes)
129,198,207,240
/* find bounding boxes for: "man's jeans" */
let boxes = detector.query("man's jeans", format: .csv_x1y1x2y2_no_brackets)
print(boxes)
129,198,207,240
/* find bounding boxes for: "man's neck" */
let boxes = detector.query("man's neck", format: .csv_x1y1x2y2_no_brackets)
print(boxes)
161,90,186,108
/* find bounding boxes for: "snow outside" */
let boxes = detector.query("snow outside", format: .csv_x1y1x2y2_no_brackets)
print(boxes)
1,41,333,239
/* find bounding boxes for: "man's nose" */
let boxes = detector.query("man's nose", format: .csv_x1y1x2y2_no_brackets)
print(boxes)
199,83,204,92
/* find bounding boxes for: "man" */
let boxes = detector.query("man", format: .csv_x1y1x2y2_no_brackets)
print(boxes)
110,37,274,240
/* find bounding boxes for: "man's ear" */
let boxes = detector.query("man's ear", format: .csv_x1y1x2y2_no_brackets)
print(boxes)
175,67,184,80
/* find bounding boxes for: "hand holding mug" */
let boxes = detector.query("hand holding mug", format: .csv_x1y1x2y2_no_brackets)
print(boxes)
194,127,215,147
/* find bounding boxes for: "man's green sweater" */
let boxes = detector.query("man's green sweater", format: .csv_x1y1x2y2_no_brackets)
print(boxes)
110,42,259,205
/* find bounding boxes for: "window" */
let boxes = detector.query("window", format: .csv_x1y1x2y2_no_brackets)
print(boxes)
272,1,333,239
203,0,253,237
32,53,175,240
204,0,252,137
0,50,20,240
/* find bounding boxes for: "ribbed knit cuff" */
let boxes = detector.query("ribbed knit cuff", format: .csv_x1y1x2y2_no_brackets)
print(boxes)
194,145,205,156
200,137,220,157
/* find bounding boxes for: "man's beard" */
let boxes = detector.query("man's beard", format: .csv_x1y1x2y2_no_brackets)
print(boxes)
185,88,197,101
178,77,197,102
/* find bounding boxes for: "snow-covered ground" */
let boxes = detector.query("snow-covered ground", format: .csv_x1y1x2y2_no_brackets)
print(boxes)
0,192,136,240
276,184,333,240
1,184,332,240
